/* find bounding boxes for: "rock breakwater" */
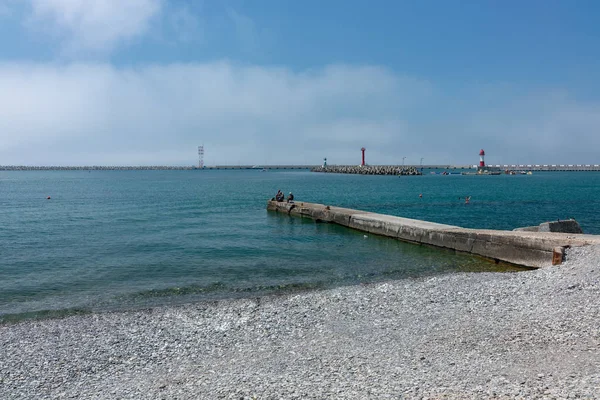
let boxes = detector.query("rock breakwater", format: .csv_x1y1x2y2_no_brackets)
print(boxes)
311,165,422,175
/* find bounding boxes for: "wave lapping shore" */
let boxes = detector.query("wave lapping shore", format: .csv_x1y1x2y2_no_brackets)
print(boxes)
1,246,600,399
311,165,422,175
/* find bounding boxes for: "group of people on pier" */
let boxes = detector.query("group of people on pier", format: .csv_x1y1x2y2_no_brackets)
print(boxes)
275,190,294,203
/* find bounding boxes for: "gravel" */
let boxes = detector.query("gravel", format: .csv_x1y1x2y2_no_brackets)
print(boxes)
1,245,600,399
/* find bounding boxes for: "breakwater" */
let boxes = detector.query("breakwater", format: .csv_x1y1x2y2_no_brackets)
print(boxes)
3,164,600,172
267,200,600,268
311,165,422,175
0,165,199,171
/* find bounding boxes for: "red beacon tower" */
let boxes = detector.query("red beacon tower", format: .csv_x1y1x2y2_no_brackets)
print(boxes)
479,149,486,168
361,147,366,166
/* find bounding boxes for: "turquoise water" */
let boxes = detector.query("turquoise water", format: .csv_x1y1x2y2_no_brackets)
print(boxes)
1,170,599,321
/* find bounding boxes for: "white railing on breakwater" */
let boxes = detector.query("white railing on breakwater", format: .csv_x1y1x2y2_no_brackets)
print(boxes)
486,164,600,172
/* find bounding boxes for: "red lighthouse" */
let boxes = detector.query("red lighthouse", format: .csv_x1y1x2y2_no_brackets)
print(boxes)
361,147,366,166
479,149,486,168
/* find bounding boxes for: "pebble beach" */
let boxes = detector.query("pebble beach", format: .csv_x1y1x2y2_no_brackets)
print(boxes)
2,245,599,399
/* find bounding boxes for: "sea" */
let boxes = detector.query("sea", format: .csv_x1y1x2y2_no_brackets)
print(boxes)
2,169,600,322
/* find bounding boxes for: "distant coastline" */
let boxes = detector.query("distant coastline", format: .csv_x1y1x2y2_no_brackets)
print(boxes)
0,166,200,171
2,164,600,171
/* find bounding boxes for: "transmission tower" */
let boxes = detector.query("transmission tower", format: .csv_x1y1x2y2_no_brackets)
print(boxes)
198,145,204,168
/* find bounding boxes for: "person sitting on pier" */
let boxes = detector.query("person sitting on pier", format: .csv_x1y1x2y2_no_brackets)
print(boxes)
287,192,294,203
275,190,284,202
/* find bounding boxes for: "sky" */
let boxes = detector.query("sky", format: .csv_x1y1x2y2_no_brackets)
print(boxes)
0,0,599,166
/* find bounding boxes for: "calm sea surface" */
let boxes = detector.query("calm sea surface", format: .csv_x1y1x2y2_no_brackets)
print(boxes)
2,170,599,321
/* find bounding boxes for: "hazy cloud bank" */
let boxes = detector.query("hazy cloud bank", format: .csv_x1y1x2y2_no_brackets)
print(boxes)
0,62,598,166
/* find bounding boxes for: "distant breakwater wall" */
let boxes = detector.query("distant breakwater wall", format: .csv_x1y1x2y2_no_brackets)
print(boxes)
0,166,200,171
267,200,600,268
5,164,600,172
311,165,422,175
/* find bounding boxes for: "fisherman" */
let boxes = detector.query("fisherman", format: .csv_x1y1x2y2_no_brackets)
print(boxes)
287,192,294,203
275,190,284,202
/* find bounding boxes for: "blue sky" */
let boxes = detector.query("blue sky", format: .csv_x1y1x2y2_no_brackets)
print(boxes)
0,0,599,165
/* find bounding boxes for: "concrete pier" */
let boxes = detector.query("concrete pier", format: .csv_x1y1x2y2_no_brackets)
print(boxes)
267,200,600,268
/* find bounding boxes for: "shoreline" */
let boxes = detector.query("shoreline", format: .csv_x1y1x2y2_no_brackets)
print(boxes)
1,245,599,399
0,255,527,326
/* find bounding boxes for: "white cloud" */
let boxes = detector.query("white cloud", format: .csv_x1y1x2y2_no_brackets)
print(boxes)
0,62,423,165
26,0,162,54
0,61,598,166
